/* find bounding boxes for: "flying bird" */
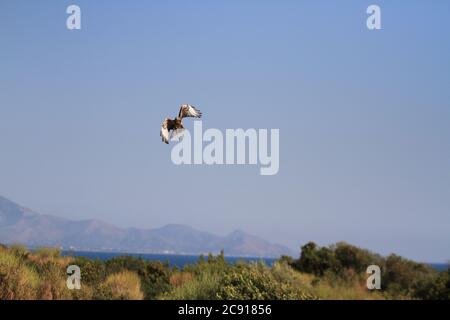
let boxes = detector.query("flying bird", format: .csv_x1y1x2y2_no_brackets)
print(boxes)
160,104,202,144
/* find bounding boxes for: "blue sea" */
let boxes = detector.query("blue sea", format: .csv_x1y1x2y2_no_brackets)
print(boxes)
61,251,448,272
429,263,449,272
62,250,277,268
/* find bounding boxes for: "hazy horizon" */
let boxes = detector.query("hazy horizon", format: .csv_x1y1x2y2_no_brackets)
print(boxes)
1,1,449,262
1,192,448,263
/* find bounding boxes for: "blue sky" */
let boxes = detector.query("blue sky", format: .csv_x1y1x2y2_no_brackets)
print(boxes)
0,0,449,262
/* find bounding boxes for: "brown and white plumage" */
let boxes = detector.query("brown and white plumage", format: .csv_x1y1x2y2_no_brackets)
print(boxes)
160,104,202,144
160,118,173,144
179,104,202,119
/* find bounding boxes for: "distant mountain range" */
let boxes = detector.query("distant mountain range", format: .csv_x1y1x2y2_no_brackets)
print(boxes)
0,195,293,258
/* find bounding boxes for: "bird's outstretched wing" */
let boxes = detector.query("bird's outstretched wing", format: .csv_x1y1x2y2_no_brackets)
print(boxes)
178,104,202,119
160,119,172,144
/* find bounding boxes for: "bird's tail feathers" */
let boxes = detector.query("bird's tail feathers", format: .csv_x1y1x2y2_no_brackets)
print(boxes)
170,128,185,141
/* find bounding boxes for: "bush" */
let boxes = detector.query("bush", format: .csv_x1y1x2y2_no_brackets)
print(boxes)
185,251,231,276
0,243,446,300
139,261,172,299
334,242,383,273
271,260,314,290
103,256,171,299
9,244,30,260
414,268,450,300
383,254,437,296
0,250,40,299
292,242,439,298
294,242,340,276
217,263,312,300
162,271,220,300
72,256,107,285
34,247,62,259
34,260,72,299
97,271,144,300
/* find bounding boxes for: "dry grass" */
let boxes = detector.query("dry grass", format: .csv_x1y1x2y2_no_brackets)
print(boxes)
310,281,385,300
162,271,221,300
100,271,144,300
270,261,386,300
169,272,194,287
0,250,41,299
1,244,428,300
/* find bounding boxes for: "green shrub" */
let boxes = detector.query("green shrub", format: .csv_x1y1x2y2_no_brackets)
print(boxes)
140,261,172,299
72,256,107,285
292,242,438,299
383,254,437,297
413,268,450,300
185,251,231,276
217,263,313,300
334,242,383,273
294,242,340,276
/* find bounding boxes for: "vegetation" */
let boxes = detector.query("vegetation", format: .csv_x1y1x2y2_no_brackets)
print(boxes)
97,271,144,300
291,242,442,299
0,243,448,300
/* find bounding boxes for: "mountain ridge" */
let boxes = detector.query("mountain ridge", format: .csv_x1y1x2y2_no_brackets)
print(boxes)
0,195,293,257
